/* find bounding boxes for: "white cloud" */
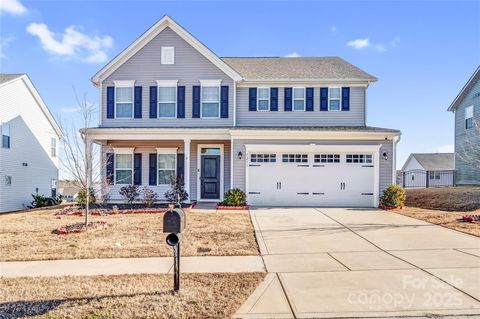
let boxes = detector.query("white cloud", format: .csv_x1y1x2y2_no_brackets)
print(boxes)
347,38,370,50
0,36,14,59
284,52,301,58
347,37,400,52
427,144,454,153
60,106,81,113
26,23,113,63
0,0,27,15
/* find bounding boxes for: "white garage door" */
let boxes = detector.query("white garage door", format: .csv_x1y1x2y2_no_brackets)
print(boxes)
247,150,377,207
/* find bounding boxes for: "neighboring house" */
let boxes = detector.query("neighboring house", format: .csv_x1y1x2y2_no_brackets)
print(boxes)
58,180,81,202
84,16,401,208
0,74,62,213
400,153,454,188
448,66,480,185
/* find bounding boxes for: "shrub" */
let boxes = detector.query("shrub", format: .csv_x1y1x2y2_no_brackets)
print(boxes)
222,188,247,207
380,184,406,208
119,185,140,205
164,176,189,204
142,186,158,207
77,187,96,208
31,194,48,208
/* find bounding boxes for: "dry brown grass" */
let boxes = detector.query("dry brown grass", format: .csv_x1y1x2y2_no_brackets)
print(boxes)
393,206,480,237
405,187,480,211
0,209,259,262
0,272,265,319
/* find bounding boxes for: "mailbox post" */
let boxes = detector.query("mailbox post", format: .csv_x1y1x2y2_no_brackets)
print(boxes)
163,206,186,292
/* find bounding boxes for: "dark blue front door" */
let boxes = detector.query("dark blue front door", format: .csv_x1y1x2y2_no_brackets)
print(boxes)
201,155,220,199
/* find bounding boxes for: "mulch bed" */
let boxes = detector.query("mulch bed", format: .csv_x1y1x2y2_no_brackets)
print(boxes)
216,203,249,210
56,202,196,217
379,205,404,210
52,221,109,235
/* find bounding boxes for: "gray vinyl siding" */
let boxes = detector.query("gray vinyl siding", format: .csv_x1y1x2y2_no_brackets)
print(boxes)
231,139,393,199
101,27,234,127
236,86,366,126
454,77,480,185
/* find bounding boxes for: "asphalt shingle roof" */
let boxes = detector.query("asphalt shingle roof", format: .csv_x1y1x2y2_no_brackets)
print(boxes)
0,74,24,85
221,57,377,81
412,153,454,171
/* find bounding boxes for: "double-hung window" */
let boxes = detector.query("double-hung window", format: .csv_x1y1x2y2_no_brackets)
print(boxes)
257,88,270,111
293,88,305,111
51,137,56,157
465,105,474,129
157,151,176,185
157,81,177,118
329,88,341,111
1,123,10,148
201,80,221,118
115,82,134,118
115,152,133,185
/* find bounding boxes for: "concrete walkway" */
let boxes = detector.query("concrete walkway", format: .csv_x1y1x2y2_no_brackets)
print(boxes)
235,207,480,319
0,256,265,278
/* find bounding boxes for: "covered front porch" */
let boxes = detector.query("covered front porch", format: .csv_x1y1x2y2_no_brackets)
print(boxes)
84,128,232,203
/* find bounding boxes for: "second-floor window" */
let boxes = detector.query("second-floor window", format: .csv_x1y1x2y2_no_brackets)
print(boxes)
51,137,56,157
329,88,341,111
257,88,270,111
115,86,133,118
158,86,177,118
465,105,474,129
201,85,220,118
293,88,305,111
115,153,133,184
2,123,10,148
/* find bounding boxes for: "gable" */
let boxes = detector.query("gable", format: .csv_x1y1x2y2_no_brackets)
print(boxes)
448,66,480,111
105,27,232,82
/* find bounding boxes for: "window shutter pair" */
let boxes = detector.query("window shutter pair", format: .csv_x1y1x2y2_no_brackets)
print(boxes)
106,153,141,185
249,88,278,111
149,86,186,118
107,86,142,118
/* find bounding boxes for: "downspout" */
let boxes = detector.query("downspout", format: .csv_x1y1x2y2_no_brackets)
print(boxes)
393,134,401,184
365,81,369,125
98,81,102,127
233,81,237,127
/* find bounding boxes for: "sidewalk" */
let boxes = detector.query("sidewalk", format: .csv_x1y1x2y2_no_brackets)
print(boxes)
0,256,265,278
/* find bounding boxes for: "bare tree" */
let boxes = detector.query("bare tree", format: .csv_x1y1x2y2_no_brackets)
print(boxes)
455,118,480,178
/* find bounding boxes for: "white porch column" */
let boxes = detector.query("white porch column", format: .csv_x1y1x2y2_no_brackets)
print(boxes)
184,138,191,203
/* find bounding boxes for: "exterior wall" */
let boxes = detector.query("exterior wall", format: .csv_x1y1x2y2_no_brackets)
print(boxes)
454,77,480,185
100,27,234,128
402,170,454,188
102,139,230,202
232,139,393,200
0,79,59,212
236,86,366,127
403,157,423,171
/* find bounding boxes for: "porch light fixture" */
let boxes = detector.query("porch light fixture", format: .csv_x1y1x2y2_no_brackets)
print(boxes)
382,152,388,161
237,151,243,160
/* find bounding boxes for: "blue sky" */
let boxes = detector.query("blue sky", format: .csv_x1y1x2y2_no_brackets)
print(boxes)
1,0,479,169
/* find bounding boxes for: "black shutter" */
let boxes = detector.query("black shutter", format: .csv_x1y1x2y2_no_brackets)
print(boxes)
270,88,278,111
149,153,157,185
192,86,201,118
149,86,157,118
106,87,115,118
177,86,185,118
320,87,328,111
134,86,142,118
306,88,314,111
106,153,114,185
177,153,185,185
220,85,229,118
284,88,292,111
134,153,142,185
248,88,257,111
342,87,350,111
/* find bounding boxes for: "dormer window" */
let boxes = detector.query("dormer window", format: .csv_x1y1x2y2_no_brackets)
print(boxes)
161,46,175,64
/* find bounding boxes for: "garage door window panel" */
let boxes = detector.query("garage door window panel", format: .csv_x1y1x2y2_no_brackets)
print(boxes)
251,154,276,163
346,154,373,164
315,154,340,163
282,154,308,163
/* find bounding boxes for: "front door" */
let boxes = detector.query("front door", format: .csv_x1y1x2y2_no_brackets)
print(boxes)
200,149,221,200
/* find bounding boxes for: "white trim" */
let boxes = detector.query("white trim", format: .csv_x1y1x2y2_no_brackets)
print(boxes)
197,144,224,202
392,135,400,183
156,147,178,154
113,80,135,87
233,82,237,126
256,87,270,111
183,138,191,203
448,65,480,111
292,87,306,111
199,79,222,86
328,87,342,111
200,84,221,119
113,147,135,154
236,80,372,87
157,85,177,119
91,16,242,85
161,46,175,65
230,129,400,140
156,80,178,87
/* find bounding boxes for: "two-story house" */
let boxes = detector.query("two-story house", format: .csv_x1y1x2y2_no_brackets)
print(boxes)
84,16,401,207
0,74,62,213
448,66,480,185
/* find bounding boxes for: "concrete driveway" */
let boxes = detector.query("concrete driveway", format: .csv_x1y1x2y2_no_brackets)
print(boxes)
235,208,480,318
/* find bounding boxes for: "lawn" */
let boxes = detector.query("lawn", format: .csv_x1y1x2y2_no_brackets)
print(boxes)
393,206,480,237
0,272,265,319
405,187,480,211
0,208,259,262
